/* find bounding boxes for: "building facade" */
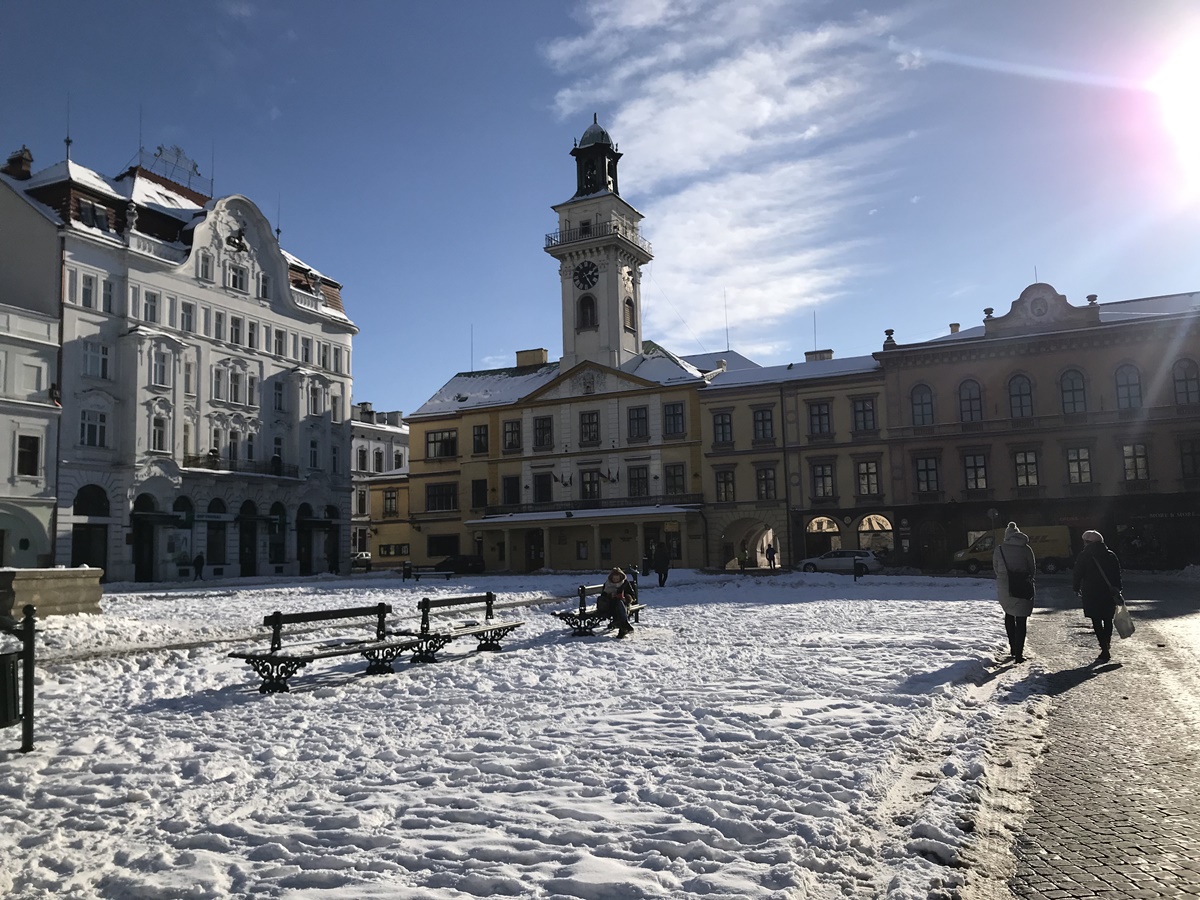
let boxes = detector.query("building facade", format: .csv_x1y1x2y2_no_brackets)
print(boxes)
0,144,356,581
350,400,409,560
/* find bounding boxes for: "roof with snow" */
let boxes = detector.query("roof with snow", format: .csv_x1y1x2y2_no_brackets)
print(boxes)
704,354,880,390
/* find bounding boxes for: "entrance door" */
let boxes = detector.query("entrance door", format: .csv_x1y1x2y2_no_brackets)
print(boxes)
239,520,257,577
297,525,313,575
132,520,155,582
71,524,108,572
525,529,544,572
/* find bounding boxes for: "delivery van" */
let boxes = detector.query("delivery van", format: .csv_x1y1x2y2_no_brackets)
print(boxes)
951,525,1073,574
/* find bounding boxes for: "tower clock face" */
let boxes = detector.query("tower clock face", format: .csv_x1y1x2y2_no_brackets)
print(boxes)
572,261,599,291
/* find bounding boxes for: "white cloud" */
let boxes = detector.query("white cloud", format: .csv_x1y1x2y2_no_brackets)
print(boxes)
544,1,908,359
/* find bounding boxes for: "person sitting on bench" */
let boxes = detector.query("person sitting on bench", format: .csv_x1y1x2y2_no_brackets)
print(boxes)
599,567,635,638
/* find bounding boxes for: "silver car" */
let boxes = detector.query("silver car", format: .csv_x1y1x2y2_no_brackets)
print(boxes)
797,549,884,574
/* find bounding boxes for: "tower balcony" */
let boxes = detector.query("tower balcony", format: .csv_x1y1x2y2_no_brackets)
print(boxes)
545,220,652,256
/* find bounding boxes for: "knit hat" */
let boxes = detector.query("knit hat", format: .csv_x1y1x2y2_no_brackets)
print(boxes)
1082,530,1103,543
1004,521,1022,539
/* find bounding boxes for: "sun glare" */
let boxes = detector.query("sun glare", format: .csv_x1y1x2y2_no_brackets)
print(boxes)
1150,39,1200,190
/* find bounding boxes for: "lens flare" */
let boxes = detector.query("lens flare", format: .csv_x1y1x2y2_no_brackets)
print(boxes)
1150,40,1200,190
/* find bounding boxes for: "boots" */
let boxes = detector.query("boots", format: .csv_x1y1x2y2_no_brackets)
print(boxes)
1097,642,1111,663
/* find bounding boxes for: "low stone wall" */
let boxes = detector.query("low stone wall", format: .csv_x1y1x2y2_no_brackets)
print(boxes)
0,567,104,617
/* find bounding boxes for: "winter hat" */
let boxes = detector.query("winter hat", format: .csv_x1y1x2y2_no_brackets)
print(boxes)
1082,530,1104,543
1004,521,1022,539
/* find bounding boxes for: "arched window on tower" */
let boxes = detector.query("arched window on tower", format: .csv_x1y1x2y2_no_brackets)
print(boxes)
578,295,597,329
623,298,635,331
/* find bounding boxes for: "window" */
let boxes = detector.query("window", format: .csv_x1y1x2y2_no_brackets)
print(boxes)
578,296,597,328
580,469,601,499
579,411,600,445
247,322,258,349
756,467,777,500
622,298,635,330
301,337,312,364
273,328,286,356
426,430,458,459
212,368,225,400
1116,365,1142,409
964,454,988,490
16,435,39,476
152,350,169,387
811,463,835,498
150,416,166,452
180,302,195,333
1174,360,1200,405
911,385,934,426
78,200,108,230
247,375,257,407
472,425,489,454
628,406,648,440
102,280,114,313
1014,450,1039,486
533,472,553,503
426,483,458,511
852,399,876,432
273,436,283,464
184,361,194,395
664,463,685,495
144,291,159,324
257,272,271,299
1009,375,1033,418
628,465,650,497
753,408,774,441
248,434,256,462
1123,443,1150,481
319,343,330,370
356,447,368,471
230,372,242,404
81,274,95,309
309,440,319,468
229,264,248,293
1066,447,1092,484
959,380,983,422
857,460,879,496
83,342,109,379
577,541,589,561
1181,440,1200,478
230,317,243,345
308,386,322,416
712,412,732,443
503,420,522,451
715,469,735,502
915,456,939,492
1053,369,1085,415
356,489,367,516
394,450,403,469
80,410,107,447
214,312,225,342
383,489,398,517
199,253,213,282
663,402,685,436
273,382,285,411
808,401,832,435
373,449,384,472
534,416,553,449
471,479,488,508
502,475,520,505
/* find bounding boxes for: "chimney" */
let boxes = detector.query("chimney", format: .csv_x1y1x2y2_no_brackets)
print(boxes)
516,348,548,366
804,349,834,362
949,323,960,334
2,145,33,180
1086,294,1098,305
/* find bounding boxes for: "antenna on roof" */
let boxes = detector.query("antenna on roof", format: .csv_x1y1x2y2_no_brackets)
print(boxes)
275,192,282,240
64,93,72,161
210,141,216,197
1034,265,1038,282
470,324,474,373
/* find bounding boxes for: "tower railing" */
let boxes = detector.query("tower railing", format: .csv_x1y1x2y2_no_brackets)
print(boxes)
545,221,652,254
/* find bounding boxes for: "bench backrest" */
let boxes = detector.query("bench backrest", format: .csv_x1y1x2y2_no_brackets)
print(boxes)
418,592,495,634
263,602,392,653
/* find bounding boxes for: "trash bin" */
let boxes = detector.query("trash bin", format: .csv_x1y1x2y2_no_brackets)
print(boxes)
402,561,413,581
853,561,868,580
0,651,19,729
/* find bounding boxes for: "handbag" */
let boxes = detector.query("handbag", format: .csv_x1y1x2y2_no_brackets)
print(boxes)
1093,558,1134,639
998,546,1035,600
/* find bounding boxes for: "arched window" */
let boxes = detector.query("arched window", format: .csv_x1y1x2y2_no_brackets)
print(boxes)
911,385,934,426
373,449,384,472
958,380,983,422
1008,375,1033,418
356,446,368,471
578,295,597,329
623,297,635,330
1173,359,1200,406
1115,364,1142,409
1060,369,1086,414
73,484,110,517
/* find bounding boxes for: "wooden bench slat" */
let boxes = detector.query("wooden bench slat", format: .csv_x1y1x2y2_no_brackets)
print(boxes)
264,603,391,627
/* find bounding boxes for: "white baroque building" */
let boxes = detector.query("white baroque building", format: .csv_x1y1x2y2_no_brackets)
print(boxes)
0,144,356,582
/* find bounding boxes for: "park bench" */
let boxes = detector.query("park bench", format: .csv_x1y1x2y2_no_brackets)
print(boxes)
230,602,422,694
400,563,455,582
553,571,645,637
411,592,524,662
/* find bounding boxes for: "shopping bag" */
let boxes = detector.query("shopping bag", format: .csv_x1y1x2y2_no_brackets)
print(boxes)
1114,603,1135,639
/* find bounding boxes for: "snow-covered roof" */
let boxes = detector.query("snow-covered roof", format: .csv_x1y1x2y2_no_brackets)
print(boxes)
1098,290,1200,320
623,341,705,383
411,363,563,417
682,350,761,373
24,159,126,201
705,353,880,390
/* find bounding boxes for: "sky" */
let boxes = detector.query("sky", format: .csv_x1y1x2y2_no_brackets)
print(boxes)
0,568,1052,899
2,1,1200,414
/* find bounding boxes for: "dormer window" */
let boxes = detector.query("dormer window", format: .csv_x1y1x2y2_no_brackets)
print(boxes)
198,252,213,282
257,272,271,299
228,264,248,293
78,200,109,232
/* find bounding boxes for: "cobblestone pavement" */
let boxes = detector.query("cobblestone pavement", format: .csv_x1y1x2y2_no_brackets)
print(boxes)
1007,576,1200,898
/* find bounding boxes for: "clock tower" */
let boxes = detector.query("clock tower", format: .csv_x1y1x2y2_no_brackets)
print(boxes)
546,115,653,371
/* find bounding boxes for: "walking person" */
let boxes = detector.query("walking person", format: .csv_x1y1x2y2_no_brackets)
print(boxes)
992,521,1036,663
1073,529,1122,663
765,544,777,570
193,552,205,581
653,541,671,587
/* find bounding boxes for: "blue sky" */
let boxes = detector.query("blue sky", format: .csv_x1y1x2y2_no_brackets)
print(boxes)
2,1,1199,414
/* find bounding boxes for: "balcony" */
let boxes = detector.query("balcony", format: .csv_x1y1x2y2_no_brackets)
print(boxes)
544,220,652,255
183,454,300,479
484,492,702,517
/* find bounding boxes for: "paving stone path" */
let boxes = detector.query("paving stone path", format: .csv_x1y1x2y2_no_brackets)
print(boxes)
1007,577,1200,899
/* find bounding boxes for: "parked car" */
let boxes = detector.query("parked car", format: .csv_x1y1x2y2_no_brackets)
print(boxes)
351,551,372,570
432,554,485,574
797,549,883,574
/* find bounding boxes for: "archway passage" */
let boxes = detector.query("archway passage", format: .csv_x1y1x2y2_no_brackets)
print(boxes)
805,516,842,558
857,514,894,558
239,501,258,577
720,517,782,570
297,503,314,576
71,484,111,574
132,494,158,582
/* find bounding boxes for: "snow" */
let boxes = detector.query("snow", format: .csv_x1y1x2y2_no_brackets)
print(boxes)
0,569,1052,899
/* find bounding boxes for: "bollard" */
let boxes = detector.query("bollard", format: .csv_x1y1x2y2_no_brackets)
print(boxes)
0,604,35,753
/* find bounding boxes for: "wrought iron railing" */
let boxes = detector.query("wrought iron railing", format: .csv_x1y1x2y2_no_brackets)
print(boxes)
182,454,300,479
545,220,652,254
483,493,701,517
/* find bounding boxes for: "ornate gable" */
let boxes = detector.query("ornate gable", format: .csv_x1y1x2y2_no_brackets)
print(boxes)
983,283,1101,338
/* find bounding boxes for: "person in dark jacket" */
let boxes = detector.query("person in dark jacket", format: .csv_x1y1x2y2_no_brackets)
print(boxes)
992,521,1036,663
653,541,671,587
599,567,635,637
1073,529,1123,663
193,553,204,581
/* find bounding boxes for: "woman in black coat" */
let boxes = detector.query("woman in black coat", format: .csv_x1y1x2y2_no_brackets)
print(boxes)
1072,529,1122,662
